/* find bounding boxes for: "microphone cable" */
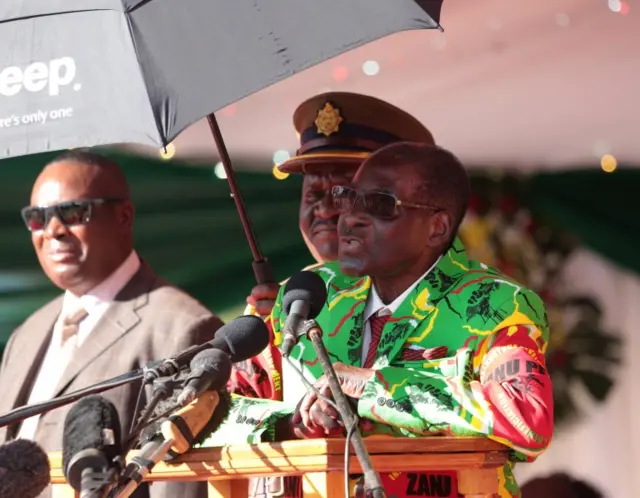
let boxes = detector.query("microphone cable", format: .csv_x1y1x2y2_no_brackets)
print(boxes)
283,356,358,498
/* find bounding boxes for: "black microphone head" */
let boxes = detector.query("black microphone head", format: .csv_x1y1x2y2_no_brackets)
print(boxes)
213,315,270,362
62,395,121,491
282,270,327,318
188,349,232,391
0,439,50,498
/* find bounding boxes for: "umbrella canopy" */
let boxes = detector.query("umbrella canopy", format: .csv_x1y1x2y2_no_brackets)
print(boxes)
0,0,441,159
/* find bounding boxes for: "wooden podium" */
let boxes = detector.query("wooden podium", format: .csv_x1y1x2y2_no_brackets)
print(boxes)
49,437,508,497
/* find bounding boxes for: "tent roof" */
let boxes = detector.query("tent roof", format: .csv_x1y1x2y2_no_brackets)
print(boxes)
125,0,640,170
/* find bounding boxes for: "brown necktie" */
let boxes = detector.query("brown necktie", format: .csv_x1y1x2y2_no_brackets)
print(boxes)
60,306,89,346
363,313,390,368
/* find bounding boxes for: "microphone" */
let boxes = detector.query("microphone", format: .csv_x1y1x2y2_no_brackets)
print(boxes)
62,395,123,498
114,391,230,498
0,316,270,433
281,271,327,357
176,349,232,407
144,315,270,381
0,439,50,498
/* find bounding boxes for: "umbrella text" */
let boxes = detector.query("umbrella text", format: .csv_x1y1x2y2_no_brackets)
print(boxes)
0,57,78,98
0,108,74,129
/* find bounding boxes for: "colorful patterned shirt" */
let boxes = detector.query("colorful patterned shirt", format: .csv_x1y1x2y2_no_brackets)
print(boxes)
208,238,553,497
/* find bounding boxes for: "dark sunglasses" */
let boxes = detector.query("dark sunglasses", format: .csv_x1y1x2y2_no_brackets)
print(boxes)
331,185,442,219
21,198,124,232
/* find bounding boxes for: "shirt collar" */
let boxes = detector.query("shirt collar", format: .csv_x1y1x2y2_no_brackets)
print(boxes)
364,254,443,322
63,250,141,314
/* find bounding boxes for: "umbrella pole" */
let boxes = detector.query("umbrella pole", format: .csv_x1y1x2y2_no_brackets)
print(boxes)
206,113,274,285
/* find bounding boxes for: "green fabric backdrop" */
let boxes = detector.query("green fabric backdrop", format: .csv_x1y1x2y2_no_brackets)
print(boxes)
0,151,309,347
527,168,640,276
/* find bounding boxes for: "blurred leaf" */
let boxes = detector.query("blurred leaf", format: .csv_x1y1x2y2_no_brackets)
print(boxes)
575,370,615,402
553,387,578,425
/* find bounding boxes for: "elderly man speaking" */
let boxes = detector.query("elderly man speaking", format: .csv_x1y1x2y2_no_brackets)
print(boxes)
213,142,553,498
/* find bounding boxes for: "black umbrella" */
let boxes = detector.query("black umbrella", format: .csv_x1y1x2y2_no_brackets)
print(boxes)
0,0,443,283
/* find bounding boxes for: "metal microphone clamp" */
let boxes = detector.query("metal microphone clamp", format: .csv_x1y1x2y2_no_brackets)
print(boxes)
282,318,317,358
124,376,183,454
142,359,180,384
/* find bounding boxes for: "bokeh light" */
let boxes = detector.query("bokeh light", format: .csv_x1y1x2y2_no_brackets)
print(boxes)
620,1,630,14
600,154,618,173
555,13,570,27
608,0,622,12
362,60,380,76
593,140,611,157
220,104,237,117
272,149,290,165
273,165,289,180
214,161,227,179
159,143,175,160
332,66,349,82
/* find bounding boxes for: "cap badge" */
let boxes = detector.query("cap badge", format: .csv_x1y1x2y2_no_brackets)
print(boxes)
314,102,343,136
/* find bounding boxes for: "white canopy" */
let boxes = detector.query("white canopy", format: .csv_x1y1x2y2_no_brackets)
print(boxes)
126,0,640,171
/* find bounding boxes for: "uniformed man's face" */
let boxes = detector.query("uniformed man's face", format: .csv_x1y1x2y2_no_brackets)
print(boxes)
299,163,358,263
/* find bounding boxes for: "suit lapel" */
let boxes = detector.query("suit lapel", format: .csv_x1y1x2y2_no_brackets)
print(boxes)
53,264,153,397
3,297,62,438
377,238,470,364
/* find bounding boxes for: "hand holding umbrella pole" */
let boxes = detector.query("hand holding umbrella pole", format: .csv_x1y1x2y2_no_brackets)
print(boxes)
206,113,275,285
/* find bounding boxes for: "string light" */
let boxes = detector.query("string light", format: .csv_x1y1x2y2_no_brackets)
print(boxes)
214,161,227,179
608,0,628,13
600,154,617,173
159,143,175,160
272,149,290,165
593,140,611,157
609,0,622,11
332,66,349,82
362,60,380,76
221,104,237,117
272,150,291,180
620,1,630,14
273,164,289,180
555,13,570,27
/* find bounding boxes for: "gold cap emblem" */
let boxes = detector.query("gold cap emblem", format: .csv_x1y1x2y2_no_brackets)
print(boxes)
314,102,343,136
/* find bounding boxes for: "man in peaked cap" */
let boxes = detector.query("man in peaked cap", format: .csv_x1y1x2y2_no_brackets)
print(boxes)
246,92,435,318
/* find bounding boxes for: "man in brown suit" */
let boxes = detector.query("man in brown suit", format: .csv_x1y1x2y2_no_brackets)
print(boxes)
0,151,222,497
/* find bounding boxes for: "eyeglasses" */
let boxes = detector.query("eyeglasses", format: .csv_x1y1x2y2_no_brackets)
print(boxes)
21,198,124,232
331,185,442,220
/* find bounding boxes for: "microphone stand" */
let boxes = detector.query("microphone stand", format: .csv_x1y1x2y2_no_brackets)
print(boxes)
0,369,145,428
298,319,386,498
0,348,201,429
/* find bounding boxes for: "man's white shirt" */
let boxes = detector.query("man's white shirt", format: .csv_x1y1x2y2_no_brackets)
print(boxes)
17,251,140,440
